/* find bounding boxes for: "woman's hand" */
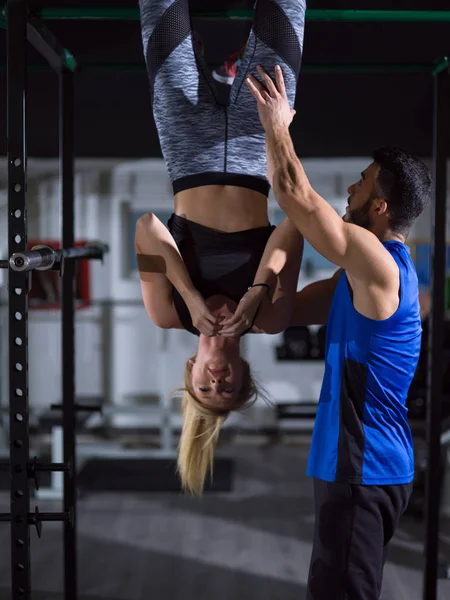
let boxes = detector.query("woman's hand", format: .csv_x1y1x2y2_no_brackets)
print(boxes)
184,290,220,337
219,287,267,337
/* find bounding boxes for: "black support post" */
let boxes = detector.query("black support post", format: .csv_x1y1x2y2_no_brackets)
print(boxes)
60,68,77,600
423,65,450,600
7,1,31,599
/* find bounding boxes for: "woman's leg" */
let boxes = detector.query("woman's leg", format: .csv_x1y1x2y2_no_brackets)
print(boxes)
139,0,225,186
227,0,307,181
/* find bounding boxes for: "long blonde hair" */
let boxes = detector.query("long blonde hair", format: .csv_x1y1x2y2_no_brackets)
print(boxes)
177,355,258,495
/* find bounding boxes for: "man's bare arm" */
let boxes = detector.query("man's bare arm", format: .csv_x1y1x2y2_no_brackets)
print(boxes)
246,66,397,287
266,127,397,286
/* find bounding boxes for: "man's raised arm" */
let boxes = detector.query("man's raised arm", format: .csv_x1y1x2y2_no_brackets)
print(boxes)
245,66,397,286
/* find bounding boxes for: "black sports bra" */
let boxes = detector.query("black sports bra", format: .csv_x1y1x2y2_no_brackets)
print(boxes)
168,214,275,336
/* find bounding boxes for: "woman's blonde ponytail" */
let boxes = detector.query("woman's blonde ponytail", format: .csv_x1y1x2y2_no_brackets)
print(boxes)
177,390,227,495
176,355,258,495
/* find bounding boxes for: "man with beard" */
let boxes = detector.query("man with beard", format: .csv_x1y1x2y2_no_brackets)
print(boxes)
245,65,431,600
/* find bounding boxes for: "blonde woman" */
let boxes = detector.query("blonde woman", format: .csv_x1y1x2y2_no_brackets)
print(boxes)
137,0,306,494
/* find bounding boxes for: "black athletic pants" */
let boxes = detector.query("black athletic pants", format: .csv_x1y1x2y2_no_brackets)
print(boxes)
306,478,413,600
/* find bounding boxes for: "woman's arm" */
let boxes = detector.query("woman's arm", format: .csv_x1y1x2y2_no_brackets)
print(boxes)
135,212,187,329
252,217,304,334
219,217,303,336
135,212,220,335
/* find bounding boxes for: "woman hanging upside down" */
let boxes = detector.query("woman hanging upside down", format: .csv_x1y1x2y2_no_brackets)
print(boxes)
136,0,306,494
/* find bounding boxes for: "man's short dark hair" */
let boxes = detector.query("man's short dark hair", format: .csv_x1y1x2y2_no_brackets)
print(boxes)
372,146,431,235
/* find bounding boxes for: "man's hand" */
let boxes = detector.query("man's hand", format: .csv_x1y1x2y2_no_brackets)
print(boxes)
245,65,296,133
219,287,267,337
185,290,220,337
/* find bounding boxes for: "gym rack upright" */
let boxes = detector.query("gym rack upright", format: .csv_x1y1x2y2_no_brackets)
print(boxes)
0,2,108,600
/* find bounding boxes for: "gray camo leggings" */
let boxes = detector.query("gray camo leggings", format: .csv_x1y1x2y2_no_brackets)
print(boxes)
139,0,306,195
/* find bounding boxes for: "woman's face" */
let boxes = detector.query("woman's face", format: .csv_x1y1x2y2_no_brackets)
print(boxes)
190,352,244,410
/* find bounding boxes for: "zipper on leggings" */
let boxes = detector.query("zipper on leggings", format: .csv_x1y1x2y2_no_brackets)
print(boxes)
224,107,228,172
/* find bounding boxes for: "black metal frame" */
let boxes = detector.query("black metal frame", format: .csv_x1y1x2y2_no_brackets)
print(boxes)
26,17,67,71
423,63,450,600
7,2,30,597
0,3,449,600
0,2,106,600
60,67,77,600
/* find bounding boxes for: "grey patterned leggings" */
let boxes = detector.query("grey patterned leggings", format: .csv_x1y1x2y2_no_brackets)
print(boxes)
139,0,306,196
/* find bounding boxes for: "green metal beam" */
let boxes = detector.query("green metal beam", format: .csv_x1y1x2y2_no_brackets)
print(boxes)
305,9,450,23
0,62,435,75
2,7,450,23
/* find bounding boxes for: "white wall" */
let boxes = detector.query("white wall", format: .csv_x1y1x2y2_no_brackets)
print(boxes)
2,157,448,428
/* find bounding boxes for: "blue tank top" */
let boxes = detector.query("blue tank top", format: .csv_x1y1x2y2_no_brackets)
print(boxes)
307,241,421,485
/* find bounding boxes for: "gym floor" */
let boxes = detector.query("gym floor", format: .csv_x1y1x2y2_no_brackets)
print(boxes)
0,443,449,600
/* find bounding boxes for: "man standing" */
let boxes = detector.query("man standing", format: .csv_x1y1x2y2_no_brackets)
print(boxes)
246,65,431,599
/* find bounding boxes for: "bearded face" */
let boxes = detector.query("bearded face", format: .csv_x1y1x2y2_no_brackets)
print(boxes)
343,196,374,230
343,162,382,230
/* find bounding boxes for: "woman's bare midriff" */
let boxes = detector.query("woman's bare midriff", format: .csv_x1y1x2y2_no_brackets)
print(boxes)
174,185,269,232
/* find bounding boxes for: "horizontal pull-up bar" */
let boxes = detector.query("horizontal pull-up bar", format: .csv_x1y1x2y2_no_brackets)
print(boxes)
0,62,434,75
305,9,450,23
2,7,450,23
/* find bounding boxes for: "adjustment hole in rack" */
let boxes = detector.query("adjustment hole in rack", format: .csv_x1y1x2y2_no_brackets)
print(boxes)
16,564,24,572
14,288,22,295
15,312,22,321
14,209,21,218
13,158,21,167
16,539,24,547
15,363,23,372
15,413,23,423
14,490,23,498
14,235,21,244
14,439,23,448
14,184,21,193
15,388,23,397
15,338,22,346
